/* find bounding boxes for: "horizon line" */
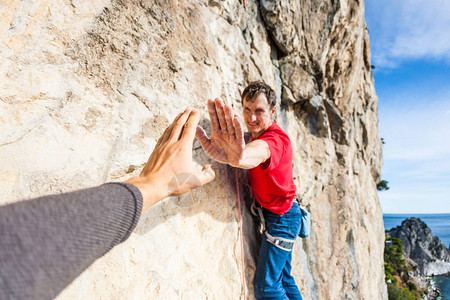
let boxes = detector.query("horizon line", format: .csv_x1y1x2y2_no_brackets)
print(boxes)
383,212,450,215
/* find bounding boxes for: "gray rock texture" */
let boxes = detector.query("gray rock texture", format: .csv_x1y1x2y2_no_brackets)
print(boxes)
0,0,386,299
388,218,450,276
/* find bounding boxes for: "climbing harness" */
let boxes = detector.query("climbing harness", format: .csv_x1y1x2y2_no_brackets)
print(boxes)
251,197,311,251
251,199,295,251
265,231,295,251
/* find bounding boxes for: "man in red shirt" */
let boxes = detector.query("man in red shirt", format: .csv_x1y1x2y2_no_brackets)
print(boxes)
196,81,303,299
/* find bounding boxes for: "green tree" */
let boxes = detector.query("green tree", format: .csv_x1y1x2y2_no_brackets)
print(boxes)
377,179,390,191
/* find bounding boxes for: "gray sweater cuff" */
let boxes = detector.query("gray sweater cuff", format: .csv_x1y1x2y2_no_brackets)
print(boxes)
103,182,143,247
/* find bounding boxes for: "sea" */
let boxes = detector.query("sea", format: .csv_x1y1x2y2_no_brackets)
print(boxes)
383,213,450,299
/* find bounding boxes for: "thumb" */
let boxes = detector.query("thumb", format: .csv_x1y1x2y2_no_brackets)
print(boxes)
195,164,215,186
195,125,210,147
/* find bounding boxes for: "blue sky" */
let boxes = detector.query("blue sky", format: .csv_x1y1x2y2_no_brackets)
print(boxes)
365,1,450,213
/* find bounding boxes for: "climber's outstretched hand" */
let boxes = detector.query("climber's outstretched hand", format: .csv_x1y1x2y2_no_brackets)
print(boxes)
195,98,245,167
126,107,215,212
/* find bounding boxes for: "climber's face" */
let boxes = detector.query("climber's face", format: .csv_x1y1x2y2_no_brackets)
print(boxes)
242,93,276,139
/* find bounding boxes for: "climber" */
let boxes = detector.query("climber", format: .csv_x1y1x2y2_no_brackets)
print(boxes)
0,107,215,299
196,81,303,300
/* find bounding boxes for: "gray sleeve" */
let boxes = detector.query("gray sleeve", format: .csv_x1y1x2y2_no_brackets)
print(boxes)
0,182,143,300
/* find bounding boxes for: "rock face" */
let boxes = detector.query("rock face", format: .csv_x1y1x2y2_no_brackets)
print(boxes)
388,218,450,276
0,0,386,299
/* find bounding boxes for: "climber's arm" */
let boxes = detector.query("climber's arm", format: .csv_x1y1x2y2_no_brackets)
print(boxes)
233,139,270,169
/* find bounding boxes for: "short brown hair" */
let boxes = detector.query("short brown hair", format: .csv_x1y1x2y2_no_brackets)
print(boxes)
241,81,276,108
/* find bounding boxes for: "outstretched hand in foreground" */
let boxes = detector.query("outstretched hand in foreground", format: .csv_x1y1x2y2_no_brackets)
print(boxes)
126,107,215,212
195,98,245,167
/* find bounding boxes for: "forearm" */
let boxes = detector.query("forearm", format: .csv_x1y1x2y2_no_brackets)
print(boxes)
230,140,270,169
125,176,165,212
0,183,142,299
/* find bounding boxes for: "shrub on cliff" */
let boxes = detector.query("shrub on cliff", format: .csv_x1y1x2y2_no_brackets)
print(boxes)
385,236,408,282
385,235,419,299
387,283,417,300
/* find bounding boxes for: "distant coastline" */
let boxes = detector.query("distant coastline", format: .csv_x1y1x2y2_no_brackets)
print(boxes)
383,214,450,299
383,213,450,248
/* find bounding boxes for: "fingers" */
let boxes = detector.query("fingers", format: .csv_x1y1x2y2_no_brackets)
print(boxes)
233,117,244,142
180,109,200,143
210,98,235,137
169,107,193,142
214,98,228,133
208,99,220,133
224,104,235,137
157,125,170,145
160,111,183,144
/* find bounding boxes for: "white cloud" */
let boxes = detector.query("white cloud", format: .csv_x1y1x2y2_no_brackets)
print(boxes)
366,0,450,67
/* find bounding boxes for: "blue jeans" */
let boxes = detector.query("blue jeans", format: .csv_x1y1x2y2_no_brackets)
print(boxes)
254,202,303,300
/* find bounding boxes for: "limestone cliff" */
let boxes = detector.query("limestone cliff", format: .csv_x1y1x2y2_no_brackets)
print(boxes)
0,0,385,299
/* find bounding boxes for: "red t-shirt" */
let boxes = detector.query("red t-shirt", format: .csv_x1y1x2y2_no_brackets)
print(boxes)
248,122,297,215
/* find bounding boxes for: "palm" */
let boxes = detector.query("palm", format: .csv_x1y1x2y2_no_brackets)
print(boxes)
200,126,244,165
196,98,245,167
